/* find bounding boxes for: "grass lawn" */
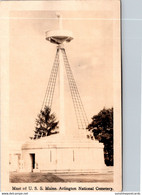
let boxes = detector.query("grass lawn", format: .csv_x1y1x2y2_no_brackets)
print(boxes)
10,171,113,183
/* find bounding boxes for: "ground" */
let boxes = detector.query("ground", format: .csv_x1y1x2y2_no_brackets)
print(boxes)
10,171,113,183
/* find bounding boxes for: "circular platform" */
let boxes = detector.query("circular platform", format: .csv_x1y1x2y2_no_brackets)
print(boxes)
22,133,105,172
46,30,74,45
22,133,104,149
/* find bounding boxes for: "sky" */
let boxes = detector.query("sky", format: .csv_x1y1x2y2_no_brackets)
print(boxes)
9,10,113,142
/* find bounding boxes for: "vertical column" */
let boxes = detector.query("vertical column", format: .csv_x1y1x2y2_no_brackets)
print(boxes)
56,13,63,30
59,46,65,136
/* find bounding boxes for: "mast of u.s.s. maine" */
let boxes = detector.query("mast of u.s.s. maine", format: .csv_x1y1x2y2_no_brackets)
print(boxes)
46,13,74,137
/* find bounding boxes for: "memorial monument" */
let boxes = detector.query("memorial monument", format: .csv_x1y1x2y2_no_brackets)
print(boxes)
22,14,105,173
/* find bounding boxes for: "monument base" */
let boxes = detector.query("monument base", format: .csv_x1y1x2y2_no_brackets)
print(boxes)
22,133,106,172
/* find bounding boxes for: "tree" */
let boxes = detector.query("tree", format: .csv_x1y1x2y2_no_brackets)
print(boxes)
30,106,59,140
87,108,113,166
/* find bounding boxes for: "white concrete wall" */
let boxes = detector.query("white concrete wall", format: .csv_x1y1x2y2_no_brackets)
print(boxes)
22,146,105,172
9,153,21,172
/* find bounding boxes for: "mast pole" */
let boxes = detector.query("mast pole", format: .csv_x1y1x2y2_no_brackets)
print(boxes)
56,13,62,30
58,45,65,136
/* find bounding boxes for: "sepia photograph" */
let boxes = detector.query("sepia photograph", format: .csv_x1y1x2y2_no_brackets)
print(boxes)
0,0,121,192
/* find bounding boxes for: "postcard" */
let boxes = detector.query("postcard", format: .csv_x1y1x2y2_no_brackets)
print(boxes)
0,0,122,192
